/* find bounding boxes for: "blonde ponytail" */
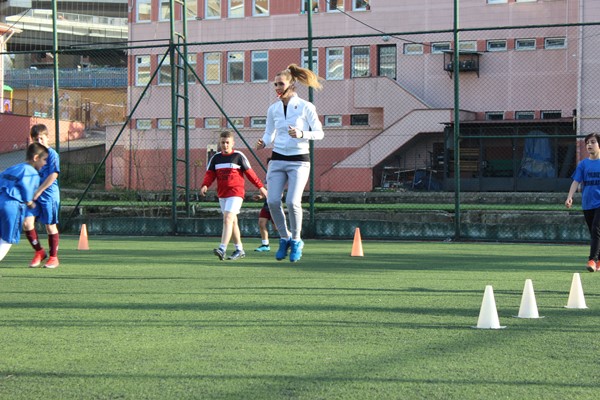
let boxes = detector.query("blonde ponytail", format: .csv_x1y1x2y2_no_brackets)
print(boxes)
277,64,323,90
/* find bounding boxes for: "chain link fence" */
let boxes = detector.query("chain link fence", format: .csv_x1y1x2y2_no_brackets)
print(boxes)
1,3,599,242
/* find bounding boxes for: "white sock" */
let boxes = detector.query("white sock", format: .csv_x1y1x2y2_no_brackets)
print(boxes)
235,244,243,251
262,240,269,246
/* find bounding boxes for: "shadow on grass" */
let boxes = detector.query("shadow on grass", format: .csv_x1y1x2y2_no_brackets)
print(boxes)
0,370,600,388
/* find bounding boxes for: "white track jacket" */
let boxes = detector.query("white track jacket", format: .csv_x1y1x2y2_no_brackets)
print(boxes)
262,94,324,156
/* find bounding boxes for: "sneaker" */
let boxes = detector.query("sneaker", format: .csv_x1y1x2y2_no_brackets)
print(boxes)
275,238,291,261
289,239,304,263
254,244,271,252
29,250,47,268
228,250,246,260
587,260,597,273
44,256,59,269
213,248,225,261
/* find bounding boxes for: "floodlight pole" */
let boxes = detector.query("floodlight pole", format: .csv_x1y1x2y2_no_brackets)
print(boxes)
453,0,461,240
307,4,316,238
52,0,60,154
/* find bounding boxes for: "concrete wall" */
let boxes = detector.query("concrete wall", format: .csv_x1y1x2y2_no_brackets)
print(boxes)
0,113,85,153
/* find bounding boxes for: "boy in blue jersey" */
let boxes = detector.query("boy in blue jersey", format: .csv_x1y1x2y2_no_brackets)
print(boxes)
23,124,61,269
566,132,600,272
0,143,48,262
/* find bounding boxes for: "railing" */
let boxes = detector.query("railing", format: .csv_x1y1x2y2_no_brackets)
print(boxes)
4,68,127,88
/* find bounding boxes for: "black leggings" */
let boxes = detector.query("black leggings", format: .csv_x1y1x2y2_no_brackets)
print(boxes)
583,207,600,261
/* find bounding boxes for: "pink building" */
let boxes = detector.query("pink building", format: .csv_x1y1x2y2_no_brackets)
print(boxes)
113,0,600,192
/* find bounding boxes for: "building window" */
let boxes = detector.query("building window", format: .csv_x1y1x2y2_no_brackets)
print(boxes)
302,1,319,13
485,111,504,121
180,118,196,129
353,0,368,11
487,40,507,52
487,0,507,3
515,111,535,120
227,51,244,83
326,47,344,80
251,51,268,82
515,39,536,51
328,0,344,12
205,117,221,129
135,55,151,86
516,0,536,2
229,0,244,18
158,55,171,85
160,0,170,21
227,117,244,128
158,119,172,130
136,0,151,22
351,46,370,77
253,0,269,16
325,115,342,127
301,48,318,75
431,42,451,54
182,54,197,84
545,37,566,49
404,43,423,55
136,119,152,130
458,41,477,52
251,117,267,128
186,1,198,19
204,52,221,84
541,110,562,119
351,114,369,126
206,0,221,19
378,45,396,80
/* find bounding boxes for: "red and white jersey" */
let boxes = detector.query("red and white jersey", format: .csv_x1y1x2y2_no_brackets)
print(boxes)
202,150,264,198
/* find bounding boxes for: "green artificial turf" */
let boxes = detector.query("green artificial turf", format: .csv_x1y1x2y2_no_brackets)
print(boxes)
1,236,599,399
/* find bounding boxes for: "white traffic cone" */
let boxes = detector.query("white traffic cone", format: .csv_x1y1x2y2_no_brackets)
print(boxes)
473,285,506,329
565,273,588,309
515,279,543,318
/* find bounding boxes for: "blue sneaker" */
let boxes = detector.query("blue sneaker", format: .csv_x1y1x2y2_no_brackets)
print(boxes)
228,250,246,260
254,244,271,252
275,238,291,261
289,239,304,263
213,248,225,261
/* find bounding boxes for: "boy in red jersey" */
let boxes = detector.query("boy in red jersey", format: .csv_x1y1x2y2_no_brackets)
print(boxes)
200,131,267,260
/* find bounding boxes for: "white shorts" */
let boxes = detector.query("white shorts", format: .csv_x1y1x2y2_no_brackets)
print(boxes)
219,196,243,214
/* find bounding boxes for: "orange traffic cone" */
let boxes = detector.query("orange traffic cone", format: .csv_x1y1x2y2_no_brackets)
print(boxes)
77,223,89,250
351,227,364,257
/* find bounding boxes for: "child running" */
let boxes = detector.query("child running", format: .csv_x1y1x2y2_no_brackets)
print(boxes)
253,158,276,252
23,124,61,268
0,143,49,263
253,193,275,252
566,132,600,272
200,131,268,260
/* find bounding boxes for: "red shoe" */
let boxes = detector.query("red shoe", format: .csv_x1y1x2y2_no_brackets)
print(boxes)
586,260,596,273
44,256,59,269
29,250,47,268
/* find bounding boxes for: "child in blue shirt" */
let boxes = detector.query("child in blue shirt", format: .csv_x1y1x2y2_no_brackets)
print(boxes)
566,132,600,272
23,124,61,269
0,143,48,262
